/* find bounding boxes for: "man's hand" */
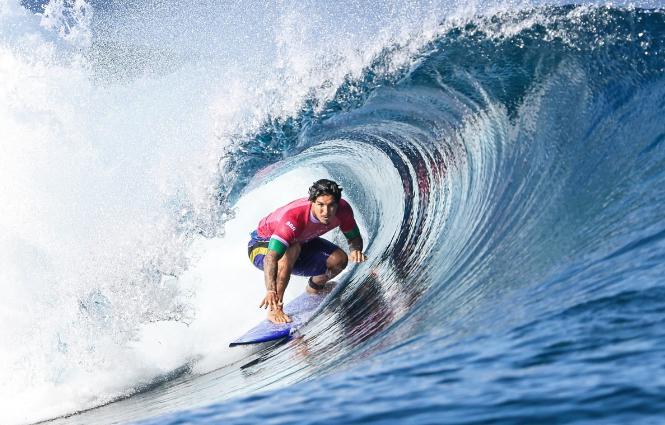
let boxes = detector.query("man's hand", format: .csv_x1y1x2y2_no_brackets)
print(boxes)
259,290,280,311
349,250,367,263
260,290,291,323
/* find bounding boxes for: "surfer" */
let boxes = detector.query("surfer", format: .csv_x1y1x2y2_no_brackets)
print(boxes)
247,179,367,324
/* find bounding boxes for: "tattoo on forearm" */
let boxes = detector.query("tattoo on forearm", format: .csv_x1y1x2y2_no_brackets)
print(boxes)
264,252,278,292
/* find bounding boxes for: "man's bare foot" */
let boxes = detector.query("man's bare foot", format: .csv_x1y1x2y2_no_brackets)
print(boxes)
268,308,291,324
305,284,322,295
306,277,335,295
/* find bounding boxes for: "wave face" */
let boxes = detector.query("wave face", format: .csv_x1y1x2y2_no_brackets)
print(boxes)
4,2,665,424
147,6,665,424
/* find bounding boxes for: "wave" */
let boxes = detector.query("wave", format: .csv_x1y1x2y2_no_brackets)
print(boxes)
172,5,665,423
3,2,665,424
226,4,665,344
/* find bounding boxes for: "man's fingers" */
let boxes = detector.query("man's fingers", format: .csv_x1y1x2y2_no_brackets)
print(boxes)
350,251,367,263
260,292,279,309
260,295,273,309
354,251,366,262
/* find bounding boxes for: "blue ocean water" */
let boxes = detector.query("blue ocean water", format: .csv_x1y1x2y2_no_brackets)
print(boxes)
3,1,665,424
144,7,665,424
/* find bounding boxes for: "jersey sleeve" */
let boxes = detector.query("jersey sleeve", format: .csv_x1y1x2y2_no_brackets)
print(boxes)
268,217,299,255
338,201,361,240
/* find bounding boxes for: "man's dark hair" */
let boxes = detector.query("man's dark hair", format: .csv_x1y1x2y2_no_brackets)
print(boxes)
308,179,343,202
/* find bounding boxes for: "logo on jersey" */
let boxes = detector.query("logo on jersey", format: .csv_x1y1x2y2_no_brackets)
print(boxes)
285,221,296,232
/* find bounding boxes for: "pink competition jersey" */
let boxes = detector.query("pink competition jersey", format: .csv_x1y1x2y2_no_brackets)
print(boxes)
256,198,357,246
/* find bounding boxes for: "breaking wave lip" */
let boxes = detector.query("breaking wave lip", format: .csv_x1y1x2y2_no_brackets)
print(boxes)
6,3,665,424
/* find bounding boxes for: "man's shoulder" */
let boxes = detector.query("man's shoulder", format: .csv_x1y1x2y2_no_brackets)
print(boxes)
276,198,310,221
338,198,353,213
281,197,310,212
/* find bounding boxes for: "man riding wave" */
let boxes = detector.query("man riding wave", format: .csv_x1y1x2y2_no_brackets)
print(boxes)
247,179,367,323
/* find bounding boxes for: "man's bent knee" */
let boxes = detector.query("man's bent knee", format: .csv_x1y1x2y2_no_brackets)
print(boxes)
327,249,348,274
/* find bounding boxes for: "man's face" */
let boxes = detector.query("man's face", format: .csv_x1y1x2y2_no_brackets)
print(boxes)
311,194,338,224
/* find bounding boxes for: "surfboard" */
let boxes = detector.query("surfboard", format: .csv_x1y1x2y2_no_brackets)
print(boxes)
229,289,330,347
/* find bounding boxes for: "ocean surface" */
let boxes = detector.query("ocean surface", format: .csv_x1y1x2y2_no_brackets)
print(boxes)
2,1,665,424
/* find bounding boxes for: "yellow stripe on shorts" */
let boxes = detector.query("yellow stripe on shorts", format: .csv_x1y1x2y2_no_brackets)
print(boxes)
249,246,270,263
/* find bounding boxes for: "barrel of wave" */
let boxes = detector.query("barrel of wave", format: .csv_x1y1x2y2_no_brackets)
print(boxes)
177,167,334,373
